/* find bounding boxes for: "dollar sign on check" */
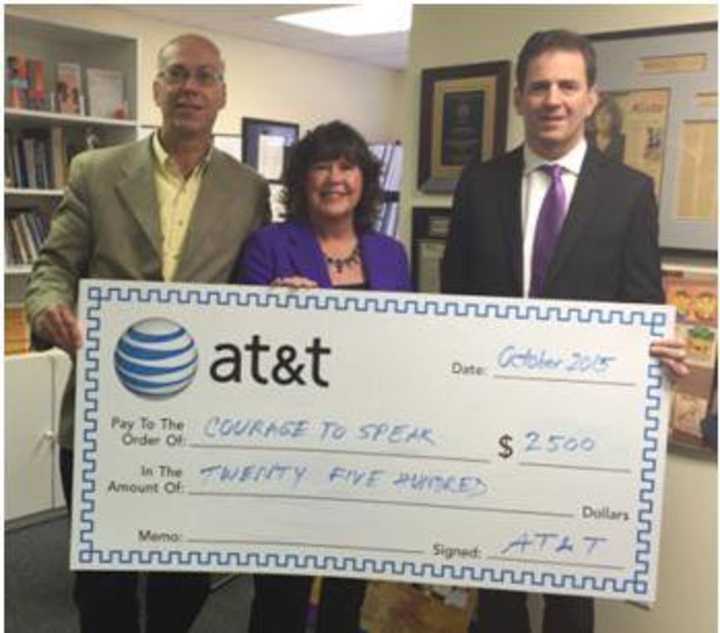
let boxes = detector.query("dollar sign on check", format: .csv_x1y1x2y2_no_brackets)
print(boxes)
498,434,514,459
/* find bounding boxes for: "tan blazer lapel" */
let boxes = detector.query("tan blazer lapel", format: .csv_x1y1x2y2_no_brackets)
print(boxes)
115,138,162,256
175,152,234,280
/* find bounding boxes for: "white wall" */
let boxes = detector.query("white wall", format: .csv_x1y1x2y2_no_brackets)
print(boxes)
6,4,404,143
402,6,718,633
598,449,717,632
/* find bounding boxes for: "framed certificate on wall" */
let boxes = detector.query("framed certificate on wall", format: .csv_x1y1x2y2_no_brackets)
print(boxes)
411,207,451,293
588,22,717,253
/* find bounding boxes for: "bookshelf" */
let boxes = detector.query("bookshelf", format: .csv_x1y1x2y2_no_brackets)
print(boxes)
4,14,139,345
4,15,138,524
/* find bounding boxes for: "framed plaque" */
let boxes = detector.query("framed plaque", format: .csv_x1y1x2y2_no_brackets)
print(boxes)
411,207,451,292
418,61,510,194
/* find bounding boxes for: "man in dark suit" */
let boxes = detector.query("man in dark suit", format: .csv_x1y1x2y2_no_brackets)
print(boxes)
25,33,269,633
441,29,687,633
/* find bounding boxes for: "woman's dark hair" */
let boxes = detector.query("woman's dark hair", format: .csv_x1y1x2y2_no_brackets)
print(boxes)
282,120,382,231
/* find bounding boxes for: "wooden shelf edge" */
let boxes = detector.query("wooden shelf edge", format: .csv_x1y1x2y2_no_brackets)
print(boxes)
5,265,33,275
6,108,138,128
5,188,64,197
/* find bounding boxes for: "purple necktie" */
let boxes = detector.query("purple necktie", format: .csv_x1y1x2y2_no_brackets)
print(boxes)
530,164,567,297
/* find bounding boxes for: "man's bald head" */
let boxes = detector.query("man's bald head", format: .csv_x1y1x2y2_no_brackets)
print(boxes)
157,34,225,74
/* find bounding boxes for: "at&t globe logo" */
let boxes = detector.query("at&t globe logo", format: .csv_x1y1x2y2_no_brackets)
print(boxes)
114,318,198,399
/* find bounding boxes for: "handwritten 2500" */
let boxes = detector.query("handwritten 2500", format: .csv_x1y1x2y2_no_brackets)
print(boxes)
497,432,595,459
526,431,595,453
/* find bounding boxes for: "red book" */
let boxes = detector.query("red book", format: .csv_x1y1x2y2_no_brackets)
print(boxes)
26,58,46,110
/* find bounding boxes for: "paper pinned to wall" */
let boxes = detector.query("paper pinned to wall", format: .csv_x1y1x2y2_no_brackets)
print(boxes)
258,134,286,180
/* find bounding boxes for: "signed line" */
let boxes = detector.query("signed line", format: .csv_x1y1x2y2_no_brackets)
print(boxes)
188,444,491,464
519,462,632,474
487,555,625,571
186,538,422,554
186,491,572,518
494,374,636,387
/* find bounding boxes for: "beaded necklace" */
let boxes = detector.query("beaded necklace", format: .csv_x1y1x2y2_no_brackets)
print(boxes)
324,244,360,273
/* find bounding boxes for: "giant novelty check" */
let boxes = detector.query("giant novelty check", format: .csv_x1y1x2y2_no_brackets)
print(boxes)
72,279,674,602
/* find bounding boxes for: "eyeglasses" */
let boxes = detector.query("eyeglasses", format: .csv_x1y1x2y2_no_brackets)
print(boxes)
157,65,224,87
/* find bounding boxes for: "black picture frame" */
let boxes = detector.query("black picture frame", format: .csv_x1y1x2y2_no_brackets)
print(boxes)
418,60,510,194
411,207,451,293
241,117,299,183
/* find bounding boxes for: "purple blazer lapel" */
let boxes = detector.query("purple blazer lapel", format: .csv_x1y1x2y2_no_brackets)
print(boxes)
285,221,333,288
284,222,402,290
360,232,391,289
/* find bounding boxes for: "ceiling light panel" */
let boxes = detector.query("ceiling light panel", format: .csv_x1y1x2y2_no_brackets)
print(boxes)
276,2,412,37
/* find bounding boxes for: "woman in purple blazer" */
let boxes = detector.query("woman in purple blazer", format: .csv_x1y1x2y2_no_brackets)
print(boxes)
236,120,410,633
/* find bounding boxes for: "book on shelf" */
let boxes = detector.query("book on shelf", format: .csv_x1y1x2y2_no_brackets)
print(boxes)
14,133,30,188
15,214,36,262
22,213,40,260
6,55,48,110
8,216,32,264
5,306,31,356
5,220,21,266
4,131,14,186
9,214,26,262
20,137,38,189
22,210,43,252
56,61,83,115
5,209,50,266
26,58,47,110
50,126,68,188
86,67,126,119
34,135,51,189
7,130,23,187
6,54,28,108
4,128,65,190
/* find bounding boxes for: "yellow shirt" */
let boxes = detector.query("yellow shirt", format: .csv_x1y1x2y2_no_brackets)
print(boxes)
151,132,211,280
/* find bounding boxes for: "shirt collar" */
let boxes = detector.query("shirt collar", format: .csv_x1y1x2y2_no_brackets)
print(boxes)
523,138,587,176
151,130,213,178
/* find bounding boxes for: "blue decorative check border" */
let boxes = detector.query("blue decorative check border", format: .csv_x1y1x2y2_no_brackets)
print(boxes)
77,282,670,598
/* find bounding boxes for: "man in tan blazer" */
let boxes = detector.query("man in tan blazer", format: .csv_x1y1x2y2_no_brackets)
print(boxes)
25,33,269,633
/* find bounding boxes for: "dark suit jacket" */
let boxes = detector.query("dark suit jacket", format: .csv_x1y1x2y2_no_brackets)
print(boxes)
441,144,664,303
237,219,411,291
